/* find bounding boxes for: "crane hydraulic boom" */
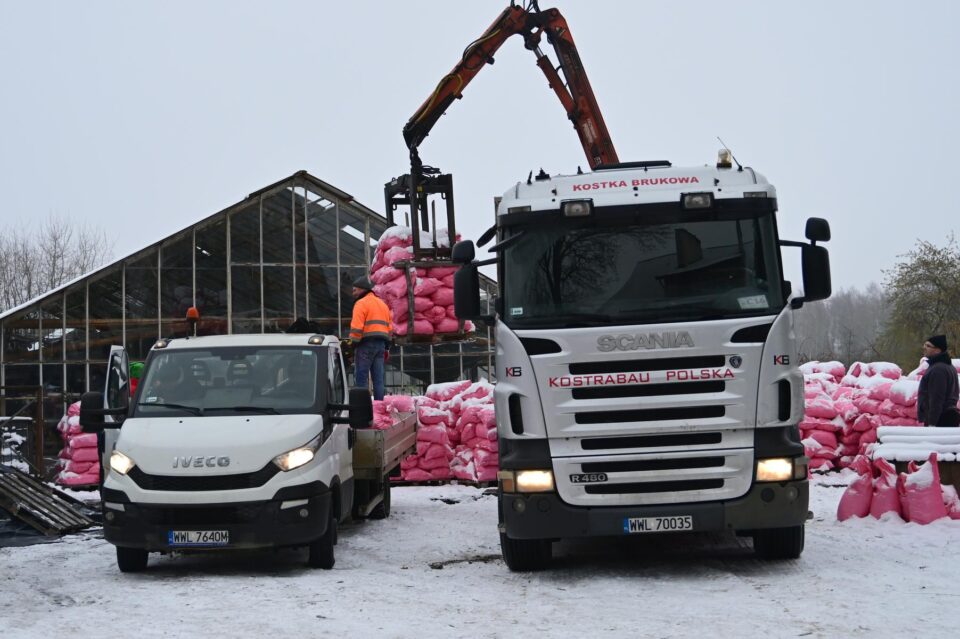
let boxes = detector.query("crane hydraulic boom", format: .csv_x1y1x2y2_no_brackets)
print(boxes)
385,1,617,258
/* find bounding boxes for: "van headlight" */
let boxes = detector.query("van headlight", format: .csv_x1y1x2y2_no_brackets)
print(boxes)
757,457,805,482
273,436,322,471
109,451,136,475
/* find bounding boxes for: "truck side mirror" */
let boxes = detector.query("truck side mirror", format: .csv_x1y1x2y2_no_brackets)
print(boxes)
801,244,831,303
79,391,106,434
454,265,482,320
451,240,476,264
348,388,373,429
804,217,831,244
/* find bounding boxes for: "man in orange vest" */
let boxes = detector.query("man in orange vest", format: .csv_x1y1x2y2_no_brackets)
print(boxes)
349,276,393,400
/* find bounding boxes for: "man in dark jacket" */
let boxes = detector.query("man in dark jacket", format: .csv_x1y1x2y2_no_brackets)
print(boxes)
918,334,960,427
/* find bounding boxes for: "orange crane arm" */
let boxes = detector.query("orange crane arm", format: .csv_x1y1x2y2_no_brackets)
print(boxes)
401,2,618,170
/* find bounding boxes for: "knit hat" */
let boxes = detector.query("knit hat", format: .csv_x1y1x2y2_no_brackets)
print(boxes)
352,276,374,291
927,334,947,351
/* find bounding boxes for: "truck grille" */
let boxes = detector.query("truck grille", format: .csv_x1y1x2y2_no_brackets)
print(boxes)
582,432,722,450
569,355,726,374
573,380,724,400
575,405,725,424
584,478,724,495
127,464,280,492
581,457,725,473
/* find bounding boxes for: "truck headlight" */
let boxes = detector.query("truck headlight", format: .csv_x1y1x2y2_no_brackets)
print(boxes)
109,451,135,475
273,436,322,472
516,470,554,493
756,457,803,482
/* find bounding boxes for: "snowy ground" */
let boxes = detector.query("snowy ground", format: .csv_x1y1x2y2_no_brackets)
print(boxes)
3,476,959,638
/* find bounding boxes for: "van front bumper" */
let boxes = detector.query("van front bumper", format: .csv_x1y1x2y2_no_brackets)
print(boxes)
101,483,331,551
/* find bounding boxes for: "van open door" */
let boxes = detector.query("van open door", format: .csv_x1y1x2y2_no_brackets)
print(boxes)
101,346,130,475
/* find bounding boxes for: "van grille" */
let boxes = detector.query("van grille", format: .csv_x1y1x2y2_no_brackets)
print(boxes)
127,464,280,492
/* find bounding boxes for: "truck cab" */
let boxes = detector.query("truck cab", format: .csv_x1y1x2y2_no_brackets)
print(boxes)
80,332,410,572
454,156,831,570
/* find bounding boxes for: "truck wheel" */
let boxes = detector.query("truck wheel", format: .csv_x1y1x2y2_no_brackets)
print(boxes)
500,533,551,572
308,511,337,569
753,524,805,560
369,475,391,520
116,546,148,573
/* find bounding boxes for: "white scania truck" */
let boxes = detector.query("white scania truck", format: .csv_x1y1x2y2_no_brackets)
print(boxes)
81,333,414,572
453,154,831,571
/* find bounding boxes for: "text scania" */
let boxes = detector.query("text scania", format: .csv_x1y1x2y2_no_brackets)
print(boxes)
572,176,700,191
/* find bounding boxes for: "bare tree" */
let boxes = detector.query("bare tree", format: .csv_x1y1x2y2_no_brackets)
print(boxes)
795,283,891,364
0,215,112,312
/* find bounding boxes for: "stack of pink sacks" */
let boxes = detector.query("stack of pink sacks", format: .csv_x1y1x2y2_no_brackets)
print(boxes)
837,452,960,523
801,361,929,472
55,402,100,487
369,226,474,337
400,379,498,482
799,362,847,472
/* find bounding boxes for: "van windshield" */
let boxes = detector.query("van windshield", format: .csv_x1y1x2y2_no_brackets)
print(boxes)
133,347,323,417
501,203,785,328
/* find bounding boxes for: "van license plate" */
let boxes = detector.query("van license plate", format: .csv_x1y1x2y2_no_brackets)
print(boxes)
168,530,230,546
623,516,693,534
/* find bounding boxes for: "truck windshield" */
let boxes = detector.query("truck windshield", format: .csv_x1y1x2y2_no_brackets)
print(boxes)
133,347,323,417
501,204,785,328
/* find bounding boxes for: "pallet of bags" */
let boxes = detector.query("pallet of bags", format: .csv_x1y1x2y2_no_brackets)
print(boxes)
55,402,100,487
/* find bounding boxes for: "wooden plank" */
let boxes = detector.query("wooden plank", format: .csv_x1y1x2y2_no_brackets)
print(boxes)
0,469,94,535
4,473,90,526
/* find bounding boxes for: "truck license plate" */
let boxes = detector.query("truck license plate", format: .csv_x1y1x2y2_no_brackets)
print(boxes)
623,516,693,534
168,530,230,546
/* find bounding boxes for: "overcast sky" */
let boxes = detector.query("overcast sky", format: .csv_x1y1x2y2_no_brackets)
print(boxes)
1,0,957,292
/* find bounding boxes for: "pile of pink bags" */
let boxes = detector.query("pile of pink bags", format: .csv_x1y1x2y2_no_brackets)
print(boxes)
55,402,100,487
371,395,416,430
400,379,498,483
370,226,474,337
837,452,960,523
799,359,958,472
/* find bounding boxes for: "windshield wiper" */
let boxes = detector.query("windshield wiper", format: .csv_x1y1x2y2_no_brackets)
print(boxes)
204,406,280,415
136,402,202,416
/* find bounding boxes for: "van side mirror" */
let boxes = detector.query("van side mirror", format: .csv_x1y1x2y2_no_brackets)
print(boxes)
79,392,106,433
348,388,373,429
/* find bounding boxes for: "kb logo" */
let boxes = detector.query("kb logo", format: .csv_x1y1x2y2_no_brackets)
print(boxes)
505,366,522,378
774,355,790,365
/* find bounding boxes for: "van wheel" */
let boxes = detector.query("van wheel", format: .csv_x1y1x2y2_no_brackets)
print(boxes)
307,511,336,569
116,546,148,573
500,533,551,572
753,524,805,559
369,475,391,520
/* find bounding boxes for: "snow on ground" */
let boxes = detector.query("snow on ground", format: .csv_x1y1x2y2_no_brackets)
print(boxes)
3,477,960,638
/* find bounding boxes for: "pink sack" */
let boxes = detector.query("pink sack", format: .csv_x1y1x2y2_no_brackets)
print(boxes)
429,466,453,480
63,460,94,475
70,447,99,463
417,424,450,445
380,276,409,300
67,402,81,417
402,467,433,482
431,287,455,307
384,395,415,413
941,485,960,520
428,266,458,279
477,465,499,482
383,246,413,266
371,266,404,285
805,395,838,419
400,454,420,471
68,433,99,449
433,318,461,334
420,452,454,469
870,458,901,519
900,453,948,524
441,274,456,287
413,277,442,297
446,305,458,319
807,430,838,449
412,319,434,335
837,470,873,521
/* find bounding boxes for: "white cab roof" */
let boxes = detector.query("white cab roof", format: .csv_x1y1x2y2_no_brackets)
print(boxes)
498,163,774,215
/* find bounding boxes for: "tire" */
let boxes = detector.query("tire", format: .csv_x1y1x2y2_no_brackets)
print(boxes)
308,511,337,569
753,524,805,560
500,533,552,572
116,546,148,573
369,476,391,520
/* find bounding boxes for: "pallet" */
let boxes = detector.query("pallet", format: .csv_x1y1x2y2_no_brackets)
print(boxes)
0,465,95,536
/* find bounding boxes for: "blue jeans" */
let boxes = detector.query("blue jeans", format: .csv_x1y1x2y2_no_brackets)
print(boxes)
354,339,387,400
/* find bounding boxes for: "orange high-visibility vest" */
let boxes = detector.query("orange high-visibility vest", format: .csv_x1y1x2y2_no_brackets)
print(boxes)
349,292,393,343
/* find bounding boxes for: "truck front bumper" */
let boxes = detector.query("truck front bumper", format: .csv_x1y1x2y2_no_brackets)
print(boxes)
101,483,332,552
500,479,808,540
